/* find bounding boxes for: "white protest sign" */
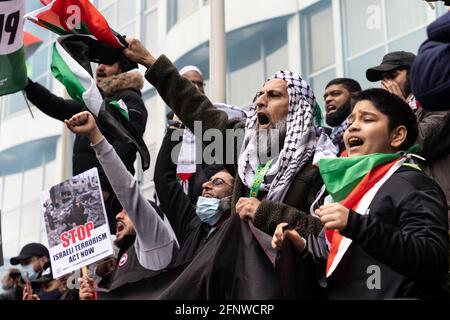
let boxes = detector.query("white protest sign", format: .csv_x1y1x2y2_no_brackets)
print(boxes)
41,168,114,279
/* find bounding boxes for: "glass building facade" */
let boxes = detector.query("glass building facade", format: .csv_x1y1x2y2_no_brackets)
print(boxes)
0,0,448,272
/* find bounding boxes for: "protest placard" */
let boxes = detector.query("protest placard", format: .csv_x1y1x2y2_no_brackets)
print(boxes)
41,168,113,279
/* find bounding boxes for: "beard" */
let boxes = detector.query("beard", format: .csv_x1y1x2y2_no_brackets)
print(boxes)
113,231,136,249
326,99,351,127
252,119,287,163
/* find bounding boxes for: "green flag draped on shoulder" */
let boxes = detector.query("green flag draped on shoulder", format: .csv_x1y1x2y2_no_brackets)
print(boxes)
0,0,27,96
317,146,420,277
318,152,400,202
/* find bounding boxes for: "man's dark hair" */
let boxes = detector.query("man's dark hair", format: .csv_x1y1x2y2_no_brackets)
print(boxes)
351,88,418,150
325,78,362,93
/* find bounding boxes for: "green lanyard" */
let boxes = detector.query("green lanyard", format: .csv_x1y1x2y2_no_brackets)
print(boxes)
249,159,273,198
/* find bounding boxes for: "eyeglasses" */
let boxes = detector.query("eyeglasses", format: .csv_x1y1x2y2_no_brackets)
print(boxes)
208,177,232,187
191,80,205,88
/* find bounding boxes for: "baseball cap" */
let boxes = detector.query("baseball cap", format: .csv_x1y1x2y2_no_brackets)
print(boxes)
10,243,50,265
366,51,416,82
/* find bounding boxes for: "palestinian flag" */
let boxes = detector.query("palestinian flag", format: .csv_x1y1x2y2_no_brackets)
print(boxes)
0,0,27,96
318,153,405,277
51,35,103,115
51,35,150,170
24,0,126,49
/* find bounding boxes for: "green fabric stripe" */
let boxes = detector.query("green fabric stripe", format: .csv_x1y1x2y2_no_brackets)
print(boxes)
0,47,27,96
50,43,86,105
109,100,130,121
318,152,400,202
71,21,93,36
38,19,70,35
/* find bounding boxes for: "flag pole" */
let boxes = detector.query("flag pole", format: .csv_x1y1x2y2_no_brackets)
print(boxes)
22,90,34,119
210,0,227,103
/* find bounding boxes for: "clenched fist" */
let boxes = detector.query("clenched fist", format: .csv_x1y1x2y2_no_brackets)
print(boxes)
315,202,350,231
64,111,103,144
123,38,156,69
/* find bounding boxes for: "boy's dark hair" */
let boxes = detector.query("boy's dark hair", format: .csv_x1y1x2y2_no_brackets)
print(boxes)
351,88,418,150
325,78,362,93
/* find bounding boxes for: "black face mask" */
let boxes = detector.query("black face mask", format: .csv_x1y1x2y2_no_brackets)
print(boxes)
38,288,62,300
326,99,352,127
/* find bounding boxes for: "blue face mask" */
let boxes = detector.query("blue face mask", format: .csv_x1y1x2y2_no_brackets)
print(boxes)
21,265,36,280
195,196,222,226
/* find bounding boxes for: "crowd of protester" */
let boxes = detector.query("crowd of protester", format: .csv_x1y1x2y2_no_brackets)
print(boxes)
2,8,450,301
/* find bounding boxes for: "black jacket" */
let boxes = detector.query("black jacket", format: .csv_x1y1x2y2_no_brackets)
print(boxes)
411,10,450,111
154,128,217,266
299,166,449,299
24,72,147,192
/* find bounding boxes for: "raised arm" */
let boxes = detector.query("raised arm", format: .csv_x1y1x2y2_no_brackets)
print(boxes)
65,111,178,271
123,39,229,135
154,128,198,244
24,78,84,121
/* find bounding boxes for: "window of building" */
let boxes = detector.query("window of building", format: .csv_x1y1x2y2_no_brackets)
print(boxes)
167,0,207,32
20,200,42,238
227,17,288,107
385,0,428,39
0,137,57,257
342,0,384,57
172,17,288,108
2,209,21,248
2,173,22,212
97,0,138,37
341,0,430,90
177,0,199,19
142,0,159,55
301,1,336,108
263,24,289,78
227,33,263,107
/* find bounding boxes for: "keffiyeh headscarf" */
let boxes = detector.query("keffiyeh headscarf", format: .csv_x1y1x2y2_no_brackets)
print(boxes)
238,70,327,203
330,118,349,151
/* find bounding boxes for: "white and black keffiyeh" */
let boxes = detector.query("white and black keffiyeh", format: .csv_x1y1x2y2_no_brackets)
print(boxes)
330,118,349,151
238,70,325,203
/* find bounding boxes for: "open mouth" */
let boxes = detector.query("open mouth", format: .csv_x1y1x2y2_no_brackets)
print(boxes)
347,137,364,148
116,222,125,233
326,105,337,114
257,112,271,128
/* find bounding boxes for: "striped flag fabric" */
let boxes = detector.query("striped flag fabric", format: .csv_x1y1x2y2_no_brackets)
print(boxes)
24,0,126,49
317,153,405,277
0,0,27,96
51,35,103,115
50,34,150,170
